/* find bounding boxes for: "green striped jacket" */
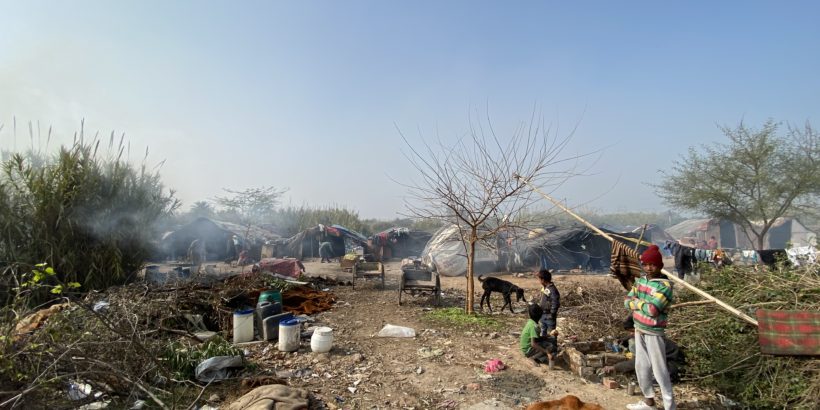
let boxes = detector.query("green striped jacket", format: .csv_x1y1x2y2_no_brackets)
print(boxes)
624,276,673,333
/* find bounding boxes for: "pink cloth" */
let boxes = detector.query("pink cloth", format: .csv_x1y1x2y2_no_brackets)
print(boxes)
484,359,506,373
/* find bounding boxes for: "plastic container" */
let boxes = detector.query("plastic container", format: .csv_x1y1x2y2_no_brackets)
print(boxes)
256,302,283,339
278,318,300,352
310,327,334,353
259,290,282,305
232,309,254,344
261,312,293,341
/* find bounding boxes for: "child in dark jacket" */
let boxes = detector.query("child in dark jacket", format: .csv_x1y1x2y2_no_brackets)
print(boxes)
537,269,560,337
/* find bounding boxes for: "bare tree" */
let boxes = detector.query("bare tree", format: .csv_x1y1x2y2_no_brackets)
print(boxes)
400,111,585,314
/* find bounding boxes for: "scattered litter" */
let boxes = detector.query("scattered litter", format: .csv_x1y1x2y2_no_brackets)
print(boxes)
483,359,506,373
92,301,109,313
195,355,244,382
418,347,444,359
129,400,146,409
416,366,424,374
377,324,416,338
347,387,357,394
68,380,95,400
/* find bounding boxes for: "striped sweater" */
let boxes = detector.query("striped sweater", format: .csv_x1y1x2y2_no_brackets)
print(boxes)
624,276,673,334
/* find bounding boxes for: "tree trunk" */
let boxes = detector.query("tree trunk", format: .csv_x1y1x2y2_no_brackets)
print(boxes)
465,231,477,314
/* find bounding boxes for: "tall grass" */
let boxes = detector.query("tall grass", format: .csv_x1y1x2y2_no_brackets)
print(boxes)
0,130,178,304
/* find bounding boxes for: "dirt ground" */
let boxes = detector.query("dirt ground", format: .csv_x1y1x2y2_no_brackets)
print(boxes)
224,259,725,410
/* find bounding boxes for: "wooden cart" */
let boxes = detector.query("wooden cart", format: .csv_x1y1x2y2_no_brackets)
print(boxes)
352,261,385,289
398,266,441,306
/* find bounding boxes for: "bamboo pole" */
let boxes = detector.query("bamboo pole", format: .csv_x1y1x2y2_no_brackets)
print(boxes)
635,224,648,252
514,175,759,326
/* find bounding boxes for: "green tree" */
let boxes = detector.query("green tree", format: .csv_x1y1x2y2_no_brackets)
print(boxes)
214,186,287,237
655,120,820,249
188,200,215,220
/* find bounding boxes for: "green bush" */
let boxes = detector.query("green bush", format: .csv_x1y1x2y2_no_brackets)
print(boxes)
0,138,178,305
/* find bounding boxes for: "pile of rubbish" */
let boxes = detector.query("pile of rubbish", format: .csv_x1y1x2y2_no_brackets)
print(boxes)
2,271,338,408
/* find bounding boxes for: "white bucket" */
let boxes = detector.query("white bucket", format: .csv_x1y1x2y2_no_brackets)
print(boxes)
310,327,334,353
232,309,254,344
278,319,300,352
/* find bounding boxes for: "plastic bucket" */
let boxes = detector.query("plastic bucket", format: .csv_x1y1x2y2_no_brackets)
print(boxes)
261,312,293,341
310,327,334,353
278,318,300,352
232,309,254,344
259,290,282,305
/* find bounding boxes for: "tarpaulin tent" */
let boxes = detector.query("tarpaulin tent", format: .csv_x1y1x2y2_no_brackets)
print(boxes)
274,224,368,260
666,217,817,250
513,225,644,272
369,227,433,260
159,217,281,261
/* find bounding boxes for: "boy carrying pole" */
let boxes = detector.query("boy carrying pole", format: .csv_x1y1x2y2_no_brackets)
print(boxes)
624,245,676,410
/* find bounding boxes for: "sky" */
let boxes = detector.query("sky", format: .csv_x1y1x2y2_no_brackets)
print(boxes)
1,1,818,219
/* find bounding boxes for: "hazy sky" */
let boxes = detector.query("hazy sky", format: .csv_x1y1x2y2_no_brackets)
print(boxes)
1,1,818,219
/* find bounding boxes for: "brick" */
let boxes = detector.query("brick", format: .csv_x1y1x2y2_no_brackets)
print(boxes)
602,378,619,389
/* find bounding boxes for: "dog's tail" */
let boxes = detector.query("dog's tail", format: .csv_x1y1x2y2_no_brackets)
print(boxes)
477,274,486,282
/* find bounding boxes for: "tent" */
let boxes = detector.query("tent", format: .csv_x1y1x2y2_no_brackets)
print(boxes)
666,217,817,249
273,224,369,260
159,217,281,261
421,224,643,277
513,225,644,273
369,227,433,260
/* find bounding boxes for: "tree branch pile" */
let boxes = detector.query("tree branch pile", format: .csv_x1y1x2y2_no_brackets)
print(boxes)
667,263,820,409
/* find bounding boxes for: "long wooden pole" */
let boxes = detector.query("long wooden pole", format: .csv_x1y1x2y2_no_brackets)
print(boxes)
515,175,758,326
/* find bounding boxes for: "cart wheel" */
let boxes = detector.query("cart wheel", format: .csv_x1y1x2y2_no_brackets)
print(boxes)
398,275,405,305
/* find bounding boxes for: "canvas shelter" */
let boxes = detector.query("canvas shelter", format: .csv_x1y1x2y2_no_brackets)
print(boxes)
369,227,433,260
274,224,369,260
666,217,817,250
421,224,643,277
513,225,644,272
159,217,281,261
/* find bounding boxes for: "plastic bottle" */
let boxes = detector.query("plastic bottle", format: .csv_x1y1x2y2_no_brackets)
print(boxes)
232,309,254,344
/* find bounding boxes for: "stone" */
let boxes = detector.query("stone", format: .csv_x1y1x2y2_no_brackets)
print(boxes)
207,394,221,403
466,383,481,391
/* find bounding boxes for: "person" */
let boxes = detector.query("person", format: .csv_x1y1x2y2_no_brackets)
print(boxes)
706,236,718,250
603,316,685,383
537,269,560,338
520,303,557,369
188,238,206,274
319,240,333,263
624,244,675,410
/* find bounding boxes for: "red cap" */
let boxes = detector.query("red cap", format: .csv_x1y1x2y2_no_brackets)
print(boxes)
640,245,664,268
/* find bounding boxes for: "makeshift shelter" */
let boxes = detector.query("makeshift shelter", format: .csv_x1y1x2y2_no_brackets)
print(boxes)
420,225,498,277
274,224,369,260
159,217,281,261
421,224,642,277
513,225,644,273
666,218,817,249
369,227,433,260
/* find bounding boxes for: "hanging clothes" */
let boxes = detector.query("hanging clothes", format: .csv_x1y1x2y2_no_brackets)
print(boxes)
757,249,789,267
610,240,642,290
665,241,695,279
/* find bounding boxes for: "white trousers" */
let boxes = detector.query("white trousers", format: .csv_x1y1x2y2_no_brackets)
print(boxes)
635,331,676,410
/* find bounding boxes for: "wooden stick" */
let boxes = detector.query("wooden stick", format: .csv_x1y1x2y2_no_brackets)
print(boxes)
514,175,759,326
635,224,648,252
671,300,716,309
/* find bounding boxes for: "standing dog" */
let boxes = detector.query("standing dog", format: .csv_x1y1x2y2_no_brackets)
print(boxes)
478,275,526,313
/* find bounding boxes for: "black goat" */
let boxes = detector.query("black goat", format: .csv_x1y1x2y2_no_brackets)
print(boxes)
478,275,526,313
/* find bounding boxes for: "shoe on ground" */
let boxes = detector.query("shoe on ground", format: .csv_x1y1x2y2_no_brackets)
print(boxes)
625,400,654,410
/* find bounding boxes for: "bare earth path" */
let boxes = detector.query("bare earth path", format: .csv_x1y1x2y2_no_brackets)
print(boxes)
236,260,719,409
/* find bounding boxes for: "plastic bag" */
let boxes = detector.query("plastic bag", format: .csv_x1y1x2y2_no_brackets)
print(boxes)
377,324,416,338
195,355,244,382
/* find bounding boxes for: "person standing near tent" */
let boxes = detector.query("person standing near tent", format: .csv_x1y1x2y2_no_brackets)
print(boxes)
706,236,718,250
188,238,206,274
624,245,675,410
319,238,333,263
537,269,560,338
